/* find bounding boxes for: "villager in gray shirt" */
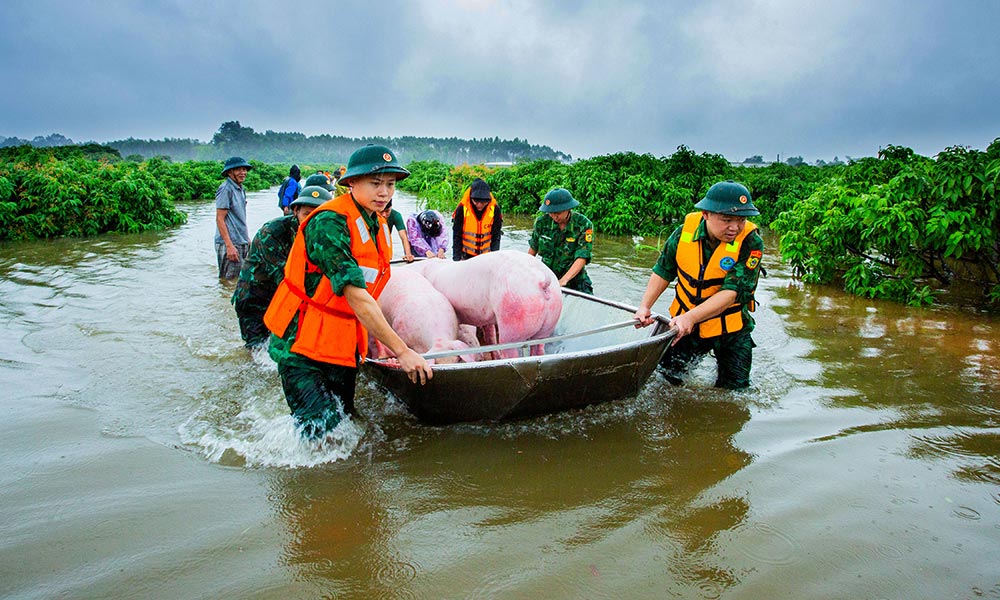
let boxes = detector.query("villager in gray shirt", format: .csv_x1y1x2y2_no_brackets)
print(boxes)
215,156,252,279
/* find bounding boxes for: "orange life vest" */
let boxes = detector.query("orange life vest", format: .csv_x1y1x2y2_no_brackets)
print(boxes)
456,188,497,256
264,194,392,367
669,211,758,338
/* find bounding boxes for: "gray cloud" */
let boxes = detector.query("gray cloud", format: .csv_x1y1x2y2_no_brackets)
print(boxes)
2,0,998,162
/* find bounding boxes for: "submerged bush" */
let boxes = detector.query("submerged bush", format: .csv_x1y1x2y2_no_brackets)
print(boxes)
0,146,285,241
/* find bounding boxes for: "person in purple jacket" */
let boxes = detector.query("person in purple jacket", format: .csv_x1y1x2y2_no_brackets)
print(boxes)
406,209,449,259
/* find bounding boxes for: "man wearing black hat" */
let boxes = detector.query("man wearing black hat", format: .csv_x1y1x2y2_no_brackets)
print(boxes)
452,177,502,261
633,180,764,389
215,156,253,279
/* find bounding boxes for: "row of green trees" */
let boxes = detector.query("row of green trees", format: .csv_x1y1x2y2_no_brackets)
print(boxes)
400,141,1000,308
106,121,573,165
0,145,285,241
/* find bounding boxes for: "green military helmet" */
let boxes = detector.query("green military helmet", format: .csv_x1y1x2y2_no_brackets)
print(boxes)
221,156,252,176
694,180,759,216
338,144,410,186
303,173,334,191
290,185,332,208
539,187,579,213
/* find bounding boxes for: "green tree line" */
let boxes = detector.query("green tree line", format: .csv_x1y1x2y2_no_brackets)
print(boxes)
44,121,572,165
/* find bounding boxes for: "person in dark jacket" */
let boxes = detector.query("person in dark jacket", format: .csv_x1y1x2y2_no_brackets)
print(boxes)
452,178,502,261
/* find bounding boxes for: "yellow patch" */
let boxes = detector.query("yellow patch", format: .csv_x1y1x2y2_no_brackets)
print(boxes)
746,256,760,269
585,231,593,242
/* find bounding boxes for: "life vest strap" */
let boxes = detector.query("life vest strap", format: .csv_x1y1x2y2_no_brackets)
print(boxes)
283,280,355,319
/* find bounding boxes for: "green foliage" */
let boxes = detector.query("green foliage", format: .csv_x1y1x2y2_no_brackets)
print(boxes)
402,147,732,237
0,152,188,240
773,139,1000,307
0,145,289,241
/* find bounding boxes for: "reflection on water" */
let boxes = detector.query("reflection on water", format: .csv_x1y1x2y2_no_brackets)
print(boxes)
772,279,1000,489
268,390,753,598
1,189,998,598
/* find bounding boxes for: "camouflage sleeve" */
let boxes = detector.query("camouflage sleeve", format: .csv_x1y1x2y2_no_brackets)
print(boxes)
303,211,368,295
258,218,295,285
651,225,683,282
528,216,544,252
573,215,594,261
721,229,764,301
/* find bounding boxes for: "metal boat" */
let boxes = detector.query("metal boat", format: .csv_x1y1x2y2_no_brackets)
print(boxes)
362,289,676,424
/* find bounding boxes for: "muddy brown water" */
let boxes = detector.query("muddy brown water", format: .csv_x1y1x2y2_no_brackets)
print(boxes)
1,189,997,599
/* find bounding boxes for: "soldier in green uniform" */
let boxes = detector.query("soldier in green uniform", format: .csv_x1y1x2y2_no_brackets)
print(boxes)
266,145,431,440
231,185,330,348
634,180,764,389
528,188,594,294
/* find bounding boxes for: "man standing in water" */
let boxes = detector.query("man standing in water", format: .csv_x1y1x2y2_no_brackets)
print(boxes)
633,180,764,389
452,178,502,261
528,187,594,294
231,185,328,348
265,145,432,440
215,156,253,280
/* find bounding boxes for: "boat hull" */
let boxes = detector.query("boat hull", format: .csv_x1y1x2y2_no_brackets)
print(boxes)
362,290,674,424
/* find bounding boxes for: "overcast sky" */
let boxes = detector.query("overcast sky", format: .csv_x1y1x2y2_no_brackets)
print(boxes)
2,0,998,163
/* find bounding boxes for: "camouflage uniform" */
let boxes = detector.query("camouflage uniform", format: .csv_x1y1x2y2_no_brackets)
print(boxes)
268,205,381,437
528,211,594,294
653,219,764,389
231,215,298,347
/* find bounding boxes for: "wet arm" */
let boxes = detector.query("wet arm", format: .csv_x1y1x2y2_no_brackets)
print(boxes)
635,272,670,326
668,290,736,344
398,231,414,261
216,208,238,261
559,257,587,287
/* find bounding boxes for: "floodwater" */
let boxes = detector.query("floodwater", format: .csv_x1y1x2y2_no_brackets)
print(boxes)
1,188,998,600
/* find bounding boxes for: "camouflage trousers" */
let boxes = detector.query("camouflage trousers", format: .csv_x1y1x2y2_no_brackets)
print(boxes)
276,355,357,439
659,328,756,389
233,304,269,348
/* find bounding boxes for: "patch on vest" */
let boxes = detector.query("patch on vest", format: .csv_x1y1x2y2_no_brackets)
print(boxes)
720,256,736,271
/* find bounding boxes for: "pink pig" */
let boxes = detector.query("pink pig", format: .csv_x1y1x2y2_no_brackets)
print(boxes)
375,267,479,364
415,250,563,359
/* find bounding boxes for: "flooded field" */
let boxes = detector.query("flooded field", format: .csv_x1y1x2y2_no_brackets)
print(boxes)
1,188,997,599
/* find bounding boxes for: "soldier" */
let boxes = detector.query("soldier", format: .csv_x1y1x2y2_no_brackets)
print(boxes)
633,180,764,389
265,145,432,439
528,188,594,294
231,185,329,348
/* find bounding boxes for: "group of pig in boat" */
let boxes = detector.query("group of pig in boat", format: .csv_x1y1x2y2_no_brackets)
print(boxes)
373,250,564,364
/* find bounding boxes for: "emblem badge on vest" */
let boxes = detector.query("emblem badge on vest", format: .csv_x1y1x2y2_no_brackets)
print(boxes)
719,256,736,271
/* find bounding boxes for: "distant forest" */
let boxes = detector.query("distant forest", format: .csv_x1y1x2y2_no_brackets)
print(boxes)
1,121,573,166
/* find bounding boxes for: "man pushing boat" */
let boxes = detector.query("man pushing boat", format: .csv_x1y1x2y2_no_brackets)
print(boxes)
633,180,764,389
265,145,432,440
